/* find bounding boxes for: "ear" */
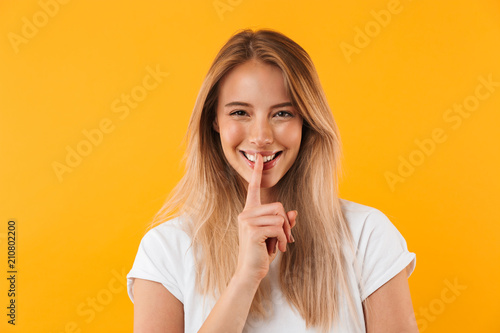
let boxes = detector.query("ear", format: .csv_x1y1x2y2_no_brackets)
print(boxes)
213,117,220,133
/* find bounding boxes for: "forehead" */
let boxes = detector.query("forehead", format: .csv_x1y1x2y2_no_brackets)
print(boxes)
217,59,291,106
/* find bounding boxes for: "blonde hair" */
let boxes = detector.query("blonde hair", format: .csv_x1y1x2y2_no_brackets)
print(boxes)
151,28,363,332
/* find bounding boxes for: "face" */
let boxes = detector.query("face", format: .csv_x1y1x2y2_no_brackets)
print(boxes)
214,59,303,199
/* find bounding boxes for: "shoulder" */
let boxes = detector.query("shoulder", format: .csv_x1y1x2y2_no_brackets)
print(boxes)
147,215,192,235
339,198,396,240
127,216,195,303
134,216,195,264
339,198,416,299
339,198,415,269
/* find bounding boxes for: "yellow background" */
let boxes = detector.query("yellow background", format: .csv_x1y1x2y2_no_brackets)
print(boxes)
1,0,499,332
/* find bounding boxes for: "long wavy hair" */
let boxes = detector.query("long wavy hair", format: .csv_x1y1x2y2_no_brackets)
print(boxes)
151,28,363,332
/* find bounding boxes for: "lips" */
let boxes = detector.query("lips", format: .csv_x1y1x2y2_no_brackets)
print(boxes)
240,150,283,170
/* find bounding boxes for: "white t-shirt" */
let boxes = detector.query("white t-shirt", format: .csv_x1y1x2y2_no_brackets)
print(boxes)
127,198,416,332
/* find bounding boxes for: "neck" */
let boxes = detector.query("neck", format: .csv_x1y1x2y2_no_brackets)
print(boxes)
260,188,274,205
241,181,277,204
260,187,277,205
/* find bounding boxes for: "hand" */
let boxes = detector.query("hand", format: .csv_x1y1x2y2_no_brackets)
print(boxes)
235,153,298,283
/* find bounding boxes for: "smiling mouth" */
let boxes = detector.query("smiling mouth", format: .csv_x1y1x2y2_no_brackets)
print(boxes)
241,151,282,163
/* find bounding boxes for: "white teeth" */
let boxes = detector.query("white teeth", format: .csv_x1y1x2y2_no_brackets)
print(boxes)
245,153,256,162
263,154,275,162
243,152,276,163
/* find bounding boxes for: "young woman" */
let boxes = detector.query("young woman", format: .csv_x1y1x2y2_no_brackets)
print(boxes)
127,28,418,332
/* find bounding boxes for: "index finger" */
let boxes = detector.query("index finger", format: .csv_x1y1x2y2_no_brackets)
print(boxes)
244,153,262,209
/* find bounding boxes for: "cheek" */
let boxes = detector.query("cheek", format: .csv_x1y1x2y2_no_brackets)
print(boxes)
277,122,302,149
219,122,245,148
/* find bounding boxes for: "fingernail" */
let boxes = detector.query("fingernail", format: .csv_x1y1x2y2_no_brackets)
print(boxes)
290,234,295,243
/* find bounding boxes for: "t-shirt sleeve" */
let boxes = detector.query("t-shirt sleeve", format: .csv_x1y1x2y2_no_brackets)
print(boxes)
357,209,416,301
126,223,192,304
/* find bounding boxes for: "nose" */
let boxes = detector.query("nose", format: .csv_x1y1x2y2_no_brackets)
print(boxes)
249,118,273,147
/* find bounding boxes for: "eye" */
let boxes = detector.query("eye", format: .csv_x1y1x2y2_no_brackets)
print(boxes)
275,110,293,118
230,110,248,116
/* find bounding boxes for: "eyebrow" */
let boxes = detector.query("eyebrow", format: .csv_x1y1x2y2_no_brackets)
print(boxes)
224,101,293,109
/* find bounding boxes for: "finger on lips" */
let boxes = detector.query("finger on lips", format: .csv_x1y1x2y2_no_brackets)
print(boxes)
244,153,263,209
244,153,295,253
